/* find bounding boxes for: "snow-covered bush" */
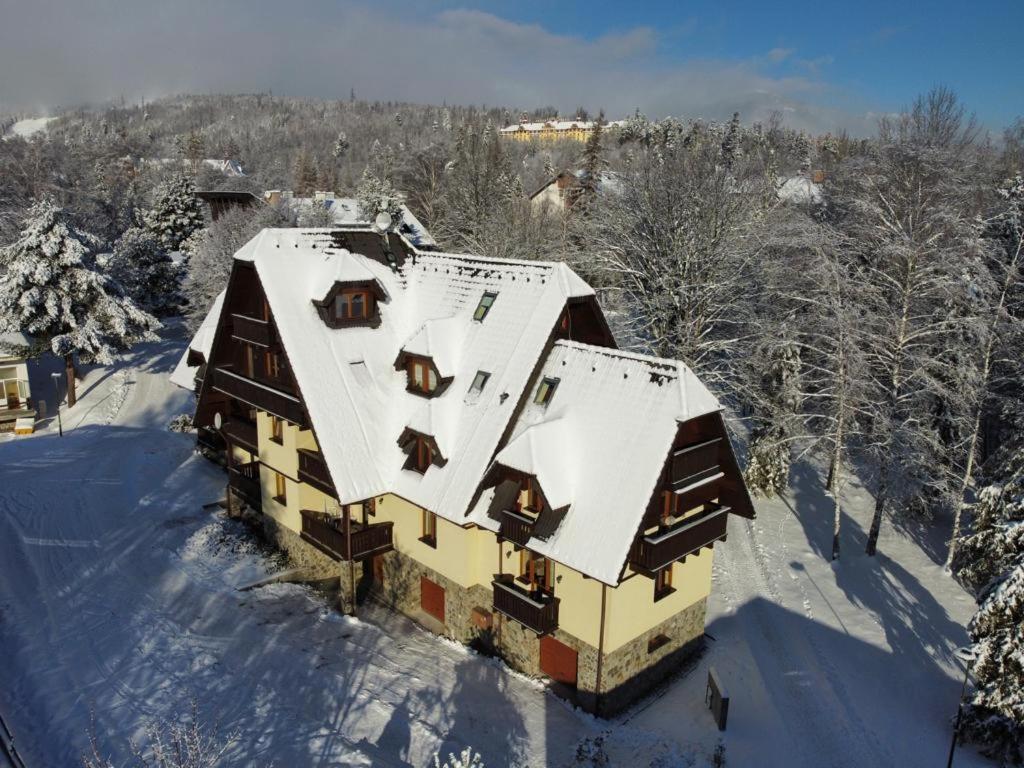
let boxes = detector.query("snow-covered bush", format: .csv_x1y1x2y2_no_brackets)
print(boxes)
82,702,238,768
355,166,403,224
169,413,194,433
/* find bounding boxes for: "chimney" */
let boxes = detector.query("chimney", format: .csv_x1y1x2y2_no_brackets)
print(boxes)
265,190,281,205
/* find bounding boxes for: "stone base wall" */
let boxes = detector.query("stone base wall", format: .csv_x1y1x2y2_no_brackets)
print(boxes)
259,512,357,613
596,596,706,716
374,548,491,643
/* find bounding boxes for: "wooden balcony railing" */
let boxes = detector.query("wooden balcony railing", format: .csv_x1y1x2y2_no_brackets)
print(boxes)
299,510,393,562
499,508,535,547
670,438,722,490
197,426,224,454
630,504,729,573
211,366,304,425
228,460,262,511
492,574,559,635
298,448,334,495
231,313,273,347
223,419,258,453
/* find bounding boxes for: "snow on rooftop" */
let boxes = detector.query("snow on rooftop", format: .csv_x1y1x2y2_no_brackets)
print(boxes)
500,119,627,133
272,195,437,248
472,340,721,585
777,174,823,205
239,228,595,520
170,291,224,391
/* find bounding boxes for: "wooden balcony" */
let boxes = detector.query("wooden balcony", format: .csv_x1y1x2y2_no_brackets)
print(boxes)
231,313,273,347
630,504,729,573
492,574,559,635
197,425,224,454
299,510,393,562
229,460,262,511
211,366,304,425
298,448,334,495
670,438,722,490
223,419,258,454
498,508,535,547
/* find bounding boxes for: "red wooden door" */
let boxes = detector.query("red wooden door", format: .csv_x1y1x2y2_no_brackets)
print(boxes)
420,576,445,623
540,635,578,687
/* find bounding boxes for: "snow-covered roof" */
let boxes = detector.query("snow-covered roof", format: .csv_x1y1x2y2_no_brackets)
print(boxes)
270,194,436,248
170,291,224,390
232,229,592,523
0,331,30,356
777,174,823,205
470,341,721,585
500,120,627,134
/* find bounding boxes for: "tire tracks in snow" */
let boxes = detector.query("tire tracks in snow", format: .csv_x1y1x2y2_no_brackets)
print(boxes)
721,515,892,767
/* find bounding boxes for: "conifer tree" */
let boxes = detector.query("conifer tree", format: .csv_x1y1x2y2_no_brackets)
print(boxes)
332,131,350,160
578,111,606,202
721,112,742,168
956,442,1024,764
101,227,184,316
0,199,159,406
144,173,204,252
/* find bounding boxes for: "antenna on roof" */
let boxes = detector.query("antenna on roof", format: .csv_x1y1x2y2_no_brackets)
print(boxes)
372,210,393,234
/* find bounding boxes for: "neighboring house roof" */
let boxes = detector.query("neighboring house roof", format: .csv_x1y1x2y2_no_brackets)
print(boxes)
528,169,621,201
777,174,824,205
0,331,30,357
470,341,720,585
170,291,224,390
268,193,437,249
500,120,627,134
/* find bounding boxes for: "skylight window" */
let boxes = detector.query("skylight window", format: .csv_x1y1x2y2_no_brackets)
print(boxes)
473,292,498,322
469,370,490,394
534,377,559,406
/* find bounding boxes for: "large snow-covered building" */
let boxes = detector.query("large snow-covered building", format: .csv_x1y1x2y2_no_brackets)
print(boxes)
500,118,626,143
174,226,754,714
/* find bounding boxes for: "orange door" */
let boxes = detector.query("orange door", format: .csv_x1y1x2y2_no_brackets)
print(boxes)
540,635,578,687
420,576,445,623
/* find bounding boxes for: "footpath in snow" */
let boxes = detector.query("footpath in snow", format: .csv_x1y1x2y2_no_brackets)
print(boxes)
0,322,995,767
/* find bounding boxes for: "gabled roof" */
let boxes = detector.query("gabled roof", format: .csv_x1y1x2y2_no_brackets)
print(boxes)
470,341,721,585
170,291,224,390
222,229,593,519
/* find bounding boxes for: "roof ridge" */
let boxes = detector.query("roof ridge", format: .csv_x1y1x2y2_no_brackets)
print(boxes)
553,340,684,373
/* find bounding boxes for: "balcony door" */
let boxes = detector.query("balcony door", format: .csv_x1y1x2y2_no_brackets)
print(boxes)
4,380,20,409
519,551,552,595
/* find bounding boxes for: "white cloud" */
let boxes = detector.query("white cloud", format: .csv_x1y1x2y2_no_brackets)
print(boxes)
0,1,877,134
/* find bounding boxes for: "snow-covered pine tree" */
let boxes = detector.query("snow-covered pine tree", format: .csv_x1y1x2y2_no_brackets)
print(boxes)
355,167,403,225
332,131,350,160
292,150,318,196
956,441,1024,764
0,199,160,406
578,111,606,203
721,112,742,168
102,226,184,316
144,173,204,253
745,330,802,496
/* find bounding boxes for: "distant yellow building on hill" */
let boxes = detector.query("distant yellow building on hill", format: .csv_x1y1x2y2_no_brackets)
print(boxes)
500,118,624,143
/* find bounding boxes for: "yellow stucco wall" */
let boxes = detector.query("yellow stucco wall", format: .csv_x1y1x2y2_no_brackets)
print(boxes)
602,548,714,653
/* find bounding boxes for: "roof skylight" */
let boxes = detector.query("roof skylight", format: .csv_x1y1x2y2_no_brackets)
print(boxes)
473,292,498,322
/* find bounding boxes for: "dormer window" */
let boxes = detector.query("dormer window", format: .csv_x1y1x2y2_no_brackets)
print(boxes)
534,377,559,406
406,356,439,395
334,289,372,321
473,292,498,322
313,280,385,329
398,428,446,473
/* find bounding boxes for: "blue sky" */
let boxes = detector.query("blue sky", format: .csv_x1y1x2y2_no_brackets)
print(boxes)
2,0,1020,134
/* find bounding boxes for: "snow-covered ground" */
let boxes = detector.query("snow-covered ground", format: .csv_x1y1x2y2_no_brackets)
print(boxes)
3,117,56,139
0,323,994,767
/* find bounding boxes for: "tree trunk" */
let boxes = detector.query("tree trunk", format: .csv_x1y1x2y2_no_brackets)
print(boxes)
866,466,888,556
64,354,77,408
830,409,846,561
944,410,981,570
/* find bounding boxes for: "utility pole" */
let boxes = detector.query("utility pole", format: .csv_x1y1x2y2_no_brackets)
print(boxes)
947,648,976,768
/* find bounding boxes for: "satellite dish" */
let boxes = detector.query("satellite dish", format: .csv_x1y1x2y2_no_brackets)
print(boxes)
373,211,393,233
213,412,223,430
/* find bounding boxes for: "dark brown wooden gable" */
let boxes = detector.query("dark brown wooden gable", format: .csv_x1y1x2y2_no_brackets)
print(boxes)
324,230,413,270
193,259,343,505
556,296,616,348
